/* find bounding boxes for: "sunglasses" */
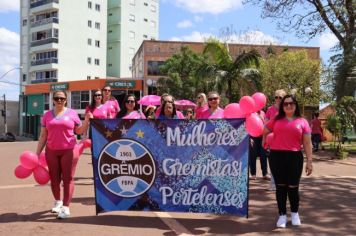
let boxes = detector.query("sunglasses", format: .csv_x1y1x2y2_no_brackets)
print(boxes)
94,94,102,97
164,100,174,103
53,97,66,102
275,96,283,99
283,101,295,107
208,97,218,101
197,96,202,99
125,100,135,104
103,89,111,92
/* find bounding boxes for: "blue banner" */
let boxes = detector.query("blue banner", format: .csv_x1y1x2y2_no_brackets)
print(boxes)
91,119,249,216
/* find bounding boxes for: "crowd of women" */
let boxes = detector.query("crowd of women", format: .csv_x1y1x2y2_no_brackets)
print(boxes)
35,86,313,230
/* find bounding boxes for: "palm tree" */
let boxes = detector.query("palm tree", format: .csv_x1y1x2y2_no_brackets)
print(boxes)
197,39,262,102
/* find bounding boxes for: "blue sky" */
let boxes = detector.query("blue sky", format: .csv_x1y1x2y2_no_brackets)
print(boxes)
0,0,338,101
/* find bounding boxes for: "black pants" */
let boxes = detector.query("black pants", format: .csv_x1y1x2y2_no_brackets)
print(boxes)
312,133,321,151
249,137,268,176
269,150,304,215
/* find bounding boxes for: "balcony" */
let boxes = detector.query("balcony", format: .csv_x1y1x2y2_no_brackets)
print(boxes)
30,0,59,9
31,38,58,47
31,17,58,28
31,58,58,66
31,78,57,84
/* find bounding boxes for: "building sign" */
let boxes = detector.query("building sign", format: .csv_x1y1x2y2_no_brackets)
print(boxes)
106,81,136,89
50,83,68,91
91,119,249,217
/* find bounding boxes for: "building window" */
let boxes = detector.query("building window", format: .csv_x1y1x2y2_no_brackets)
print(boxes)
109,13,112,16
108,46,113,50
108,63,112,67
150,20,156,28
143,34,148,38
95,22,100,29
151,5,156,12
88,38,92,45
87,57,91,64
35,70,57,80
87,76,91,80
129,14,135,22
88,20,92,27
95,40,100,47
129,0,135,6
144,2,148,6
71,91,90,109
94,59,100,65
129,31,135,39
22,19,27,26
44,93,49,110
148,61,165,76
95,4,100,11
108,30,112,33
144,18,148,22
88,1,92,9
22,74,27,82
129,48,135,55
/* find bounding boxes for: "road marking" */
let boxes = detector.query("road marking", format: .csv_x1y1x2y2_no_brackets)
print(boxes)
154,212,194,236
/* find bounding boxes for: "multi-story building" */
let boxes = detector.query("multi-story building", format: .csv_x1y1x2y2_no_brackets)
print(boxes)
107,0,159,78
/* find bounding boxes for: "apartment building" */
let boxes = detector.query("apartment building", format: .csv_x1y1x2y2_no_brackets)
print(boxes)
107,0,159,78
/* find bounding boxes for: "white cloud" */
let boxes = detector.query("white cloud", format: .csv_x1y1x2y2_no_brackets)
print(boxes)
319,32,339,51
0,0,19,12
194,16,203,22
177,20,193,28
170,30,280,45
174,0,243,14
0,27,20,101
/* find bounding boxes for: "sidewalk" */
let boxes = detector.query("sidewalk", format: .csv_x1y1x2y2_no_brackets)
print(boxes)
0,142,355,236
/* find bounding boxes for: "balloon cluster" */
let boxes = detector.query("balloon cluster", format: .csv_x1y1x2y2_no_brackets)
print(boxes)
14,139,92,185
224,92,267,137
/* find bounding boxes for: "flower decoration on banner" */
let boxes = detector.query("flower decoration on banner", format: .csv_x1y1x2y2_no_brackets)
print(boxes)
14,139,92,185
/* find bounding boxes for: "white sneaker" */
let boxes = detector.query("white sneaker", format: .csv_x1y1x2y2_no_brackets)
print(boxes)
291,212,301,226
51,200,63,213
57,206,70,219
277,215,287,228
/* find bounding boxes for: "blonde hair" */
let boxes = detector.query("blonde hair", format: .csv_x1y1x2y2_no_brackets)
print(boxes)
275,89,286,97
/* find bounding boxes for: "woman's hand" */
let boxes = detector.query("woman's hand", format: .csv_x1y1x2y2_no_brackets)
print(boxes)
305,160,313,176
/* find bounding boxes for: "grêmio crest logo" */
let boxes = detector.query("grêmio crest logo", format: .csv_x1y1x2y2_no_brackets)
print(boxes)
98,139,156,198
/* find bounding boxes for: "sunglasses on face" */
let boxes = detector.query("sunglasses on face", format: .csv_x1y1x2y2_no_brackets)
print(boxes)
94,94,102,97
103,89,111,92
53,97,66,102
275,96,283,100
208,97,218,101
197,96,202,99
283,101,295,107
125,100,135,104
164,100,174,103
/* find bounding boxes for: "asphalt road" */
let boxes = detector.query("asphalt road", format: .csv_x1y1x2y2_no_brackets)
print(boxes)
1,141,355,236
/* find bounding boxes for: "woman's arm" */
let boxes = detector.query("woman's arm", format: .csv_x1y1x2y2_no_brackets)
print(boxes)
36,127,48,155
75,113,91,135
303,135,313,176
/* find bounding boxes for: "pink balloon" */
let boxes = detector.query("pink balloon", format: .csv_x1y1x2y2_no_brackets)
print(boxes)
14,165,33,179
266,133,274,146
38,152,47,168
82,139,92,149
224,103,245,118
33,166,50,185
239,96,255,115
252,92,267,111
19,151,39,170
246,113,264,137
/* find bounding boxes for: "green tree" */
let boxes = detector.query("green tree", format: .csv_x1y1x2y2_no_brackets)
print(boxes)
260,50,320,110
157,46,205,100
244,0,355,101
198,39,262,103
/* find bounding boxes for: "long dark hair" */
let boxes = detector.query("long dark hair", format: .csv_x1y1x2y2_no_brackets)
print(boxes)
159,101,177,118
117,94,139,118
89,89,103,111
275,94,301,120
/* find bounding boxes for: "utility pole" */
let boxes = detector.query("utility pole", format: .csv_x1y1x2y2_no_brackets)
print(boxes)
2,94,7,134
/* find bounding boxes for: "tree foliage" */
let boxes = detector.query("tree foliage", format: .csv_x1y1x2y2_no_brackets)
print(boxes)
260,50,321,108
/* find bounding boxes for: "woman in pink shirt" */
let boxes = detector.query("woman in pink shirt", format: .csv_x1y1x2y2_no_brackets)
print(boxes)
265,89,286,121
195,92,208,118
36,91,90,219
102,85,120,118
155,93,185,119
117,94,145,119
85,89,110,119
264,94,313,228
197,91,224,119
311,112,322,152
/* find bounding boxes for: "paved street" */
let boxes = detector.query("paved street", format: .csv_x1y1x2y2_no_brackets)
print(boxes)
1,141,355,236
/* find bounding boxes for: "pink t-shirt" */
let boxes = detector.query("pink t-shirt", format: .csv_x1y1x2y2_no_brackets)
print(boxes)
199,107,225,119
41,108,81,150
195,104,209,119
266,117,311,151
122,110,146,119
85,104,110,119
311,118,322,134
155,107,185,119
265,105,279,121
105,99,120,118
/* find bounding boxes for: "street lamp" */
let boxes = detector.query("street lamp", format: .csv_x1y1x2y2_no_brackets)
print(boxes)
0,66,23,134
290,86,312,115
